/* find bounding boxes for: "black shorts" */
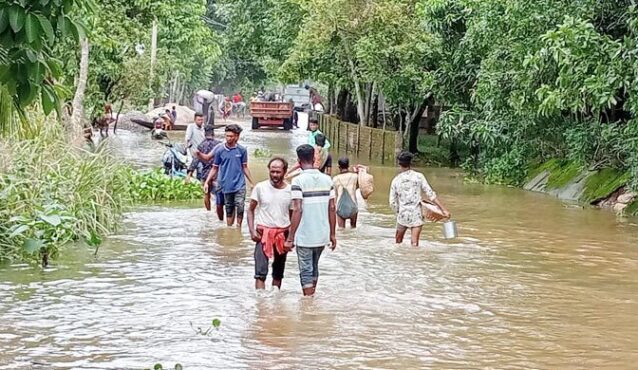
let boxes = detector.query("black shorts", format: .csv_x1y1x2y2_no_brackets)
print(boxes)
254,242,288,281
223,189,246,217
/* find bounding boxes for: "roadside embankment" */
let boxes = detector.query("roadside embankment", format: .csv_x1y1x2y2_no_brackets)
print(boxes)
524,159,637,216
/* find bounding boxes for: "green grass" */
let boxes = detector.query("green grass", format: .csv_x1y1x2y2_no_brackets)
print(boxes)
580,168,630,204
625,200,638,216
547,161,582,189
526,159,583,189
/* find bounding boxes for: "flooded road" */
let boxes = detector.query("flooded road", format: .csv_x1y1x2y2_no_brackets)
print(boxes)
1,118,638,369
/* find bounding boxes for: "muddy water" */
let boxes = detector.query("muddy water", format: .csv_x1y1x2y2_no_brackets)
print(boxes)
1,118,638,369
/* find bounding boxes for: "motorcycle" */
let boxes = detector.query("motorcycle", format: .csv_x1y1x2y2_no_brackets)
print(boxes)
151,128,168,140
160,141,189,178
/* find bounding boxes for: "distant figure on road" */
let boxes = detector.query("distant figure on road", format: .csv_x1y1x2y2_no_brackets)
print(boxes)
247,157,292,290
232,92,246,118
185,112,205,158
389,151,450,247
284,133,331,178
333,157,363,228
286,144,337,296
307,118,330,149
314,134,332,175
219,97,232,121
171,106,177,122
204,124,254,227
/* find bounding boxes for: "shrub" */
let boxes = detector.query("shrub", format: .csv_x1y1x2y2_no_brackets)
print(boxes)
0,130,131,266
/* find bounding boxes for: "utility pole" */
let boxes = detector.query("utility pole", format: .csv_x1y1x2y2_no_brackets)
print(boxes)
148,19,158,112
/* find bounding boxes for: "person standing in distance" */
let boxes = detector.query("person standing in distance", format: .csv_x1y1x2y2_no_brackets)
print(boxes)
204,124,254,227
285,144,337,296
307,118,330,149
247,158,292,290
389,151,450,247
332,157,362,228
185,112,205,158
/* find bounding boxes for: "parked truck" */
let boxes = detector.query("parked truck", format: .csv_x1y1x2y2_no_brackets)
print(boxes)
250,101,294,130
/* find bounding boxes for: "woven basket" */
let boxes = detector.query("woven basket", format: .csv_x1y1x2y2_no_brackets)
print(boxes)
421,200,446,222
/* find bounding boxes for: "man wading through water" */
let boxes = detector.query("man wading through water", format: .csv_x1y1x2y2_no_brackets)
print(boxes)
204,124,254,227
333,157,363,228
247,158,292,290
390,151,450,247
186,124,223,218
286,144,337,296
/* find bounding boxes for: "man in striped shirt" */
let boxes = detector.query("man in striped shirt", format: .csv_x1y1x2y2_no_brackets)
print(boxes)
285,144,337,296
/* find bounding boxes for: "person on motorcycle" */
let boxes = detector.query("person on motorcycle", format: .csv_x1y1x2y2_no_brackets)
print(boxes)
152,117,168,140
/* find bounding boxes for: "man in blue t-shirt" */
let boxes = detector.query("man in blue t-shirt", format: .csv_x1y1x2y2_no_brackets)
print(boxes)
204,124,254,227
285,144,337,296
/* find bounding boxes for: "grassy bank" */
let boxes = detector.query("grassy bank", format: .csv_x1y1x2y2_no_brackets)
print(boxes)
0,129,132,266
0,119,203,266
526,159,637,216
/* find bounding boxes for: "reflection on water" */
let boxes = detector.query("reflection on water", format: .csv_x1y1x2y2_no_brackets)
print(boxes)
1,118,638,369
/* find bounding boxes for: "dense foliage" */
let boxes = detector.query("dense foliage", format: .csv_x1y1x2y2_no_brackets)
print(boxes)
64,0,220,115
0,0,90,135
213,0,638,189
427,0,638,188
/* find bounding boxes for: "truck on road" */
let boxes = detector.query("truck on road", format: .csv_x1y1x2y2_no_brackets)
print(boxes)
250,101,294,130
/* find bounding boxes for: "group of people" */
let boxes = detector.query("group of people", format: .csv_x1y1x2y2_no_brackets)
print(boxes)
219,93,246,121
181,113,451,296
153,106,178,131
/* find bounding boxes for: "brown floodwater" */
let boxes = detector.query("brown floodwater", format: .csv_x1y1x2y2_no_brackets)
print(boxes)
1,116,637,369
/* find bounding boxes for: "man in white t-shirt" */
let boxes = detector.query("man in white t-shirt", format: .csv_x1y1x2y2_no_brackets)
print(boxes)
247,157,292,290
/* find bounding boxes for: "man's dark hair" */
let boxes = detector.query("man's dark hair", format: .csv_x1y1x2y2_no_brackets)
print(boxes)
165,109,171,113
338,157,349,169
194,112,204,119
315,134,326,148
309,118,318,125
296,144,315,164
268,157,289,172
204,125,215,136
172,106,176,109
397,151,414,167
225,124,243,134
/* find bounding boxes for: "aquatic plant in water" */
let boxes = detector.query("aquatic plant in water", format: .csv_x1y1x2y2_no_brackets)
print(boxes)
128,169,203,202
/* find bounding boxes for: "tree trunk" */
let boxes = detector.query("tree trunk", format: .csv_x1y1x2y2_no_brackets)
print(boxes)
148,19,158,111
407,96,432,154
345,51,366,126
326,83,335,114
371,92,379,128
345,93,359,123
365,82,375,127
69,37,89,139
179,83,186,105
336,88,348,120
450,138,460,167
113,101,124,133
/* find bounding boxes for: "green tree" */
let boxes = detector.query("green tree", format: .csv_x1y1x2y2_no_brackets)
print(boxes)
0,0,89,136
